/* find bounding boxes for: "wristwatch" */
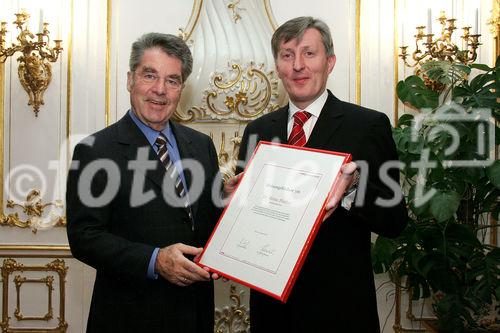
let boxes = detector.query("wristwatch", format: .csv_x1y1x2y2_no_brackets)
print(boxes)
345,169,360,194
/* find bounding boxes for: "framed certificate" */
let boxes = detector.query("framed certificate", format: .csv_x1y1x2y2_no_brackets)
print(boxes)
198,141,351,302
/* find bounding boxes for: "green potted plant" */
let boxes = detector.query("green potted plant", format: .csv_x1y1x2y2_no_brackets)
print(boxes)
372,56,500,333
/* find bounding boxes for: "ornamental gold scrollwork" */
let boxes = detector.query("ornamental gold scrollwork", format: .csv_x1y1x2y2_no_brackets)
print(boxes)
172,106,205,123
178,62,279,122
177,28,194,48
0,189,66,233
206,62,279,120
1,259,68,333
227,0,244,23
214,285,250,333
18,55,52,116
211,131,242,182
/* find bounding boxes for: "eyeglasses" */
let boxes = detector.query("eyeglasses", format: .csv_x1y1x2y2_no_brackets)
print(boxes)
133,71,183,90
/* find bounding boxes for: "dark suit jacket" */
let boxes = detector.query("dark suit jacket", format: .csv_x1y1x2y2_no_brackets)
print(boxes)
238,91,408,333
66,113,221,333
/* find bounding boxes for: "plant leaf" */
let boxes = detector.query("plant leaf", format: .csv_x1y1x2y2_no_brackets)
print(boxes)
397,76,439,109
371,236,398,274
466,247,500,305
487,160,500,189
397,113,414,127
421,60,470,86
470,63,492,72
430,190,461,222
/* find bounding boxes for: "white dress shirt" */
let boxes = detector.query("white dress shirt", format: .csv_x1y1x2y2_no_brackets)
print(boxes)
286,89,328,140
286,89,356,210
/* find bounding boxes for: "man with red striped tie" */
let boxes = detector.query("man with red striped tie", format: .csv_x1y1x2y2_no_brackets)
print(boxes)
233,16,408,333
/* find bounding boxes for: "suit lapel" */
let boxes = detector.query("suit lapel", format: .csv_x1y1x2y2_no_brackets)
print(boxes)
114,114,167,190
268,106,288,143
305,91,345,149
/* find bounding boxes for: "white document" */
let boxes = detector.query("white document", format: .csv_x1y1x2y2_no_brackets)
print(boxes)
199,142,350,301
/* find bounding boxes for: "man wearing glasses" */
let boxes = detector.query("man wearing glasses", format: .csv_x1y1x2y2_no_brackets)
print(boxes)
66,33,221,332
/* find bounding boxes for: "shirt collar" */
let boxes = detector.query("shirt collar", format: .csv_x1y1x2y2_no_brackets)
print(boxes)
128,109,174,147
288,89,328,120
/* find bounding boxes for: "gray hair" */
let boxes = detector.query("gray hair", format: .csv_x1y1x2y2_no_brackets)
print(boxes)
271,17,334,59
129,32,193,82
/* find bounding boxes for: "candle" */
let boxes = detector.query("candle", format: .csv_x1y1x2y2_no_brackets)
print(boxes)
427,8,432,34
401,23,405,45
474,8,479,35
38,9,44,33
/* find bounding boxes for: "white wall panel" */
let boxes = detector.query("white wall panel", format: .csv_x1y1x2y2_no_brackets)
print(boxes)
1,0,70,244
271,0,358,102
110,0,194,123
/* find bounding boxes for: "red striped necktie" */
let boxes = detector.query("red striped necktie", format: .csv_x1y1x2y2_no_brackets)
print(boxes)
288,110,312,146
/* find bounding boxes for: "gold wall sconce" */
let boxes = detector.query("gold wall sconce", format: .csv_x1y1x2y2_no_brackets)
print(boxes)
400,10,481,68
0,10,63,116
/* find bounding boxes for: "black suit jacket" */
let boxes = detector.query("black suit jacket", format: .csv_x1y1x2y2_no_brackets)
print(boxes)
238,91,407,333
66,113,221,333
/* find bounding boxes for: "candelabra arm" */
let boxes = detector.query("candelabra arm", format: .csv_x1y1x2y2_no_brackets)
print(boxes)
0,44,23,62
411,49,428,63
399,11,481,78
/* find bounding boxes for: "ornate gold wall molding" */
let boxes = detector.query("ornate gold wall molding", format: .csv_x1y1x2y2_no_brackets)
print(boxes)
175,62,279,122
215,285,250,333
0,62,4,221
263,0,277,31
0,246,69,252
393,0,400,125
179,0,204,42
0,189,66,233
0,245,72,260
1,258,68,333
14,275,54,321
66,0,75,164
356,0,361,105
487,0,499,246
